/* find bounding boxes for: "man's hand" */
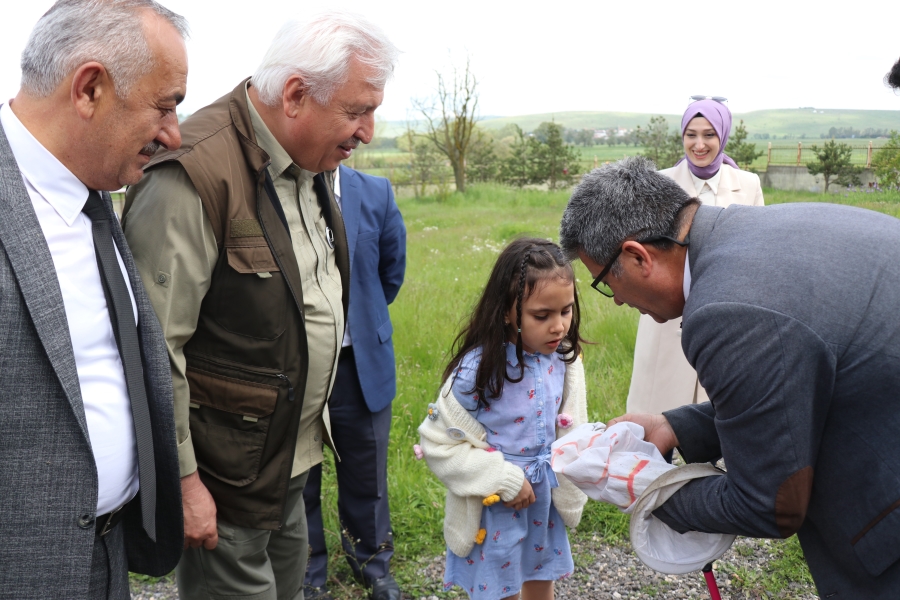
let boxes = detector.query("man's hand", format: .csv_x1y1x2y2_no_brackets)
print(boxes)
504,478,536,510
607,413,679,455
181,470,218,550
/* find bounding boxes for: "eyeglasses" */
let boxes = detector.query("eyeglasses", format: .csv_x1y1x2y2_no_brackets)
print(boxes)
590,234,691,298
689,95,728,103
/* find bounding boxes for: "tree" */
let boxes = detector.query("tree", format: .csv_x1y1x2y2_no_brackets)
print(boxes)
604,128,619,147
414,57,478,193
806,140,863,192
400,125,448,198
872,130,900,189
466,127,501,184
724,119,764,171
635,116,682,169
499,125,542,187
534,121,580,190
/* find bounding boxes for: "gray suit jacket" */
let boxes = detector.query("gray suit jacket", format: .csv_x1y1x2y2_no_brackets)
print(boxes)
655,203,900,598
0,124,182,597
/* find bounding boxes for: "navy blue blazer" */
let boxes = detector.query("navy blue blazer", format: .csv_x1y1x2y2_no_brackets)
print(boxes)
338,165,406,413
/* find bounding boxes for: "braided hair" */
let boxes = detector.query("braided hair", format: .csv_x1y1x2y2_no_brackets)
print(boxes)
443,237,584,408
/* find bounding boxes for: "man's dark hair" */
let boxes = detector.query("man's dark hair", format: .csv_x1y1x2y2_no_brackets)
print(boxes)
887,56,900,90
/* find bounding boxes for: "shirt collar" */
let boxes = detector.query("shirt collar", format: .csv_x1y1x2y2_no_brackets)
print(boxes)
689,169,721,198
244,83,315,184
333,166,341,198
504,341,551,367
0,102,89,226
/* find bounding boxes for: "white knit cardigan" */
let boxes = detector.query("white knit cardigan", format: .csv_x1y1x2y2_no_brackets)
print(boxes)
418,354,589,557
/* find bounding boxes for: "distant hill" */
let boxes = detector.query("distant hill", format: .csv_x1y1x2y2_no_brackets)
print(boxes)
381,108,899,139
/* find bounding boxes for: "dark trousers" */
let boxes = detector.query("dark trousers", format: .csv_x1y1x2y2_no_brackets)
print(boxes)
88,522,129,600
303,346,394,588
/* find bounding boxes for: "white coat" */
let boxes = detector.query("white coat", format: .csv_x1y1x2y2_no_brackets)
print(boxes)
625,162,764,414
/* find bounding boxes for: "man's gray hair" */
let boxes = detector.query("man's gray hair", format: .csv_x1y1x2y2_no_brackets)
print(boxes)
20,0,189,99
252,11,399,107
559,156,693,275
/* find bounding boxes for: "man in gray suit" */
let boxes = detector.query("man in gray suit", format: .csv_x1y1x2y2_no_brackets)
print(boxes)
0,1,187,598
559,156,900,598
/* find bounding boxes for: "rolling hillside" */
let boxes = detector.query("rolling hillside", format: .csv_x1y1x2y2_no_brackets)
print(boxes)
383,108,899,139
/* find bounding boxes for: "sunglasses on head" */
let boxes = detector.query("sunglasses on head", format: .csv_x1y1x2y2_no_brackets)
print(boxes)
690,95,728,103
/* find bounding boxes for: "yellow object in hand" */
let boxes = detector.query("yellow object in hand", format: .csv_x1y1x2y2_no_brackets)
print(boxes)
482,494,500,506
474,528,486,544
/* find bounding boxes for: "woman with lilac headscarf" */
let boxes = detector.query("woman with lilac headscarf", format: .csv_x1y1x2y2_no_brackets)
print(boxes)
625,97,765,419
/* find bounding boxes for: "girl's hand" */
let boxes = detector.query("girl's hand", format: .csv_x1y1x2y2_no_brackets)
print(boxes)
504,478,535,510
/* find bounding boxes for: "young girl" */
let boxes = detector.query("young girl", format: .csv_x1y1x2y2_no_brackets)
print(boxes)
419,238,588,600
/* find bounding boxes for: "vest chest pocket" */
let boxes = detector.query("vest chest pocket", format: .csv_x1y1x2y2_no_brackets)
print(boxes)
212,243,288,340
187,364,285,487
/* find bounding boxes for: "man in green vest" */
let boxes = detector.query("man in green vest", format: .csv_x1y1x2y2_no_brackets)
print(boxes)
123,11,399,600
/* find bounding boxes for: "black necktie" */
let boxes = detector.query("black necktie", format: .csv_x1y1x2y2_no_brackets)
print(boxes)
83,190,156,541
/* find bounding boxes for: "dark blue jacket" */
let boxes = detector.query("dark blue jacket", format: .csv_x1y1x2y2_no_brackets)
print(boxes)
338,165,406,413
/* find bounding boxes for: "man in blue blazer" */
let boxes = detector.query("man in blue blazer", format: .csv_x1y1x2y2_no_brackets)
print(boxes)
303,165,406,600
560,156,900,598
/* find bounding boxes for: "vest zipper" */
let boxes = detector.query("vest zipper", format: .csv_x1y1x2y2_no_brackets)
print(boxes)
277,374,295,402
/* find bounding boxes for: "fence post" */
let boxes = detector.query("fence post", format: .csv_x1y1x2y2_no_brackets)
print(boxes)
796,142,802,167
594,155,598,169
767,142,772,166
867,141,872,168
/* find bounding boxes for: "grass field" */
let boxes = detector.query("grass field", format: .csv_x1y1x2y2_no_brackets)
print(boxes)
308,183,900,598
130,183,899,597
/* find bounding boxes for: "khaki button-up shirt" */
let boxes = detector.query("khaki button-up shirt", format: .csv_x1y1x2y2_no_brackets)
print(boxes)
123,83,342,479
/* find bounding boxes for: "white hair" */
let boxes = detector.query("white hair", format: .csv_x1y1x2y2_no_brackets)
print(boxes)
252,11,400,107
20,0,189,99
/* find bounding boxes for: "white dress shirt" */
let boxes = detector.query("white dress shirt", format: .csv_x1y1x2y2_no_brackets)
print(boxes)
1,102,139,515
689,169,721,205
683,169,720,302
333,167,352,349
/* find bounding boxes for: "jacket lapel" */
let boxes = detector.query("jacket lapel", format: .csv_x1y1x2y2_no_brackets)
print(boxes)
671,161,696,195
0,124,89,437
715,165,742,206
339,165,361,264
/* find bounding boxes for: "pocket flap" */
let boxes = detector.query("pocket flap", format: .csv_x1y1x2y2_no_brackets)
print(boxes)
852,498,900,576
377,319,393,344
187,367,279,418
226,245,281,274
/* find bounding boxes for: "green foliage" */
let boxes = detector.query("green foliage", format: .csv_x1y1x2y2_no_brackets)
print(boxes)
498,125,541,187
806,139,864,192
535,121,580,190
398,126,451,199
465,127,501,184
635,116,683,169
872,130,900,188
724,119,765,171
292,184,900,598
496,123,579,189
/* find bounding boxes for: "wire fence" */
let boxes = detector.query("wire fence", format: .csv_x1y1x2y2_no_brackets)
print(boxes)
765,142,899,167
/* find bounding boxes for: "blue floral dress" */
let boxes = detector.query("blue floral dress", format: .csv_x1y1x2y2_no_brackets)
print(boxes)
443,344,574,599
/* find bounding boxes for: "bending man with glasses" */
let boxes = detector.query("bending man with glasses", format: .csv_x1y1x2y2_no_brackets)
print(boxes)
559,156,900,598
626,97,764,423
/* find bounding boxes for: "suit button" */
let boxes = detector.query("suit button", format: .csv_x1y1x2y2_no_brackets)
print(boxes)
78,513,95,529
157,274,167,284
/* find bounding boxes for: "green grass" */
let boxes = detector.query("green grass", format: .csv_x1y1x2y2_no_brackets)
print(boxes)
131,183,899,596
313,183,899,597
311,183,637,597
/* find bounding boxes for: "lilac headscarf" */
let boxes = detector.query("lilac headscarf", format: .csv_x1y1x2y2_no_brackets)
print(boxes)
676,99,738,178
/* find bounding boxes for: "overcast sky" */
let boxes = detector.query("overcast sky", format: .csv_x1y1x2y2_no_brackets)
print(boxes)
2,0,898,122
